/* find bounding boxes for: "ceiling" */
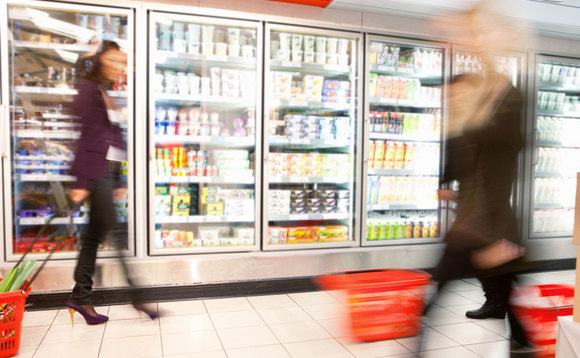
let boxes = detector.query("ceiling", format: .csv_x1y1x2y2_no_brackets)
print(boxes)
327,0,580,39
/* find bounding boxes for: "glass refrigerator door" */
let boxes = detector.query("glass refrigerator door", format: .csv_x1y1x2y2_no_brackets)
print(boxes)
1,1,134,260
263,25,361,250
362,36,445,246
454,50,521,87
531,56,580,238
149,13,261,254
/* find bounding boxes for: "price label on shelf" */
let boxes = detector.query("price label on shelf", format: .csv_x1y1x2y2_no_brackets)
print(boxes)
21,217,46,225
281,61,301,68
205,216,222,223
294,214,309,221
397,67,415,74
377,65,397,73
289,177,303,183
288,101,307,108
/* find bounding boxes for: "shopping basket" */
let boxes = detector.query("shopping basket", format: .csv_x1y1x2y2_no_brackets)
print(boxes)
511,284,574,358
316,268,432,342
0,282,31,358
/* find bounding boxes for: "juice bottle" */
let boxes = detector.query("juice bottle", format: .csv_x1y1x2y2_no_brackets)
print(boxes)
394,142,405,169
382,112,389,133
371,221,379,240
379,221,388,240
404,143,415,170
405,221,413,239
385,141,396,169
374,141,386,168
387,220,395,239
396,222,405,239
369,140,376,168
413,221,422,238
429,222,438,237
422,221,430,238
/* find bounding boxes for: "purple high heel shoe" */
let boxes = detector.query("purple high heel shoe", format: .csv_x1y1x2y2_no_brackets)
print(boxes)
133,303,160,320
66,301,109,326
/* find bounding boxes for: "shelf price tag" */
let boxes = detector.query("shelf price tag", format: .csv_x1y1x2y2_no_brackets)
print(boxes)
206,216,222,223
288,101,307,108
281,61,301,68
294,214,309,221
377,65,397,73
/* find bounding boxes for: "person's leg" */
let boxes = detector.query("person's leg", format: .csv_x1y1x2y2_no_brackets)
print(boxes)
465,276,507,319
70,178,114,305
492,274,531,349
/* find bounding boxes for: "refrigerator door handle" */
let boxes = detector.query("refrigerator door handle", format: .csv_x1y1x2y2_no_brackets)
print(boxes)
533,129,539,166
1,104,7,160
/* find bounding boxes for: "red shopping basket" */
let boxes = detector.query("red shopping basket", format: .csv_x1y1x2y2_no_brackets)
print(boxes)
511,284,574,358
0,282,31,358
316,268,432,342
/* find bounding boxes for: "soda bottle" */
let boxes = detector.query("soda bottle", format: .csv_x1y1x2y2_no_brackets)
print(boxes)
379,221,388,240
429,222,438,238
385,219,394,239
396,222,405,239
413,221,422,238
422,221,430,238
405,221,413,239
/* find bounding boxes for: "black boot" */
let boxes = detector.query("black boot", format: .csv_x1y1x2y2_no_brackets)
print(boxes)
465,276,507,319
466,300,506,319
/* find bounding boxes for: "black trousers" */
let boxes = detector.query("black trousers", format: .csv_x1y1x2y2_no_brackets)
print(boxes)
70,169,140,305
426,249,530,347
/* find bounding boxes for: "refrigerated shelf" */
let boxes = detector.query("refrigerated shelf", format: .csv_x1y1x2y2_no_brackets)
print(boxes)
369,97,441,109
154,93,254,107
537,110,580,118
538,81,580,93
155,215,254,224
154,51,256,70
155,176,254,184
270,60,351,76
368,203,438,211
275,100,351,111
538,141,580,148
369,65,442,84
535,172,578,178
269,176,351,184
11,40,97,53
19,217,89,226
15,86,127,100
269,213,349,221
269,138,350,148
155,135,254,147
16,174,76,182
369,133,439,142
534,202,575,209
368,168,439,176
14,130,79,140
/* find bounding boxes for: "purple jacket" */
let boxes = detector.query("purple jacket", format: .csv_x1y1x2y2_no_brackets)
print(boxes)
69,79,125,190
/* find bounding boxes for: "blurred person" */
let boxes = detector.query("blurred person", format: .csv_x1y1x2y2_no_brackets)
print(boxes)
426,70,532,355
434,0,536,323
66,41,157,325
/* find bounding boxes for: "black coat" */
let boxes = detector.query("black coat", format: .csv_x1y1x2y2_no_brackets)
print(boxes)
442,83,523,258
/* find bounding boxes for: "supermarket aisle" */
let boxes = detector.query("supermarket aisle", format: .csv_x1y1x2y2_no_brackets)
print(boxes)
16,269,575,358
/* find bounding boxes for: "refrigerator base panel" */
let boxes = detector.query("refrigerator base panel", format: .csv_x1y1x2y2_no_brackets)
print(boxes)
5,238,575,294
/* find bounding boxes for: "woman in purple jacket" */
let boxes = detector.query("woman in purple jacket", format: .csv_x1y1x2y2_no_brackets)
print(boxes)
66,41,156,325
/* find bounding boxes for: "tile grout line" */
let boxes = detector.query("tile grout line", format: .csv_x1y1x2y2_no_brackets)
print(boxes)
246,294,293,358
29,309,59,358
202,298,230,357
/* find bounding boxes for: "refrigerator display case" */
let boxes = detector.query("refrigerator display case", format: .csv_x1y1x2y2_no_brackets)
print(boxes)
1,1,134,260
148,13,262,254
362,36,446,246
262,25,362,250
530,56,580,239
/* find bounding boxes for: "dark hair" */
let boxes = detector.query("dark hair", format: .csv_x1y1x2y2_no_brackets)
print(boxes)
75,40,121,83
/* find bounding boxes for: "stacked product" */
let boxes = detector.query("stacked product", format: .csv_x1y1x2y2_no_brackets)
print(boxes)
155,185,199,216
199,187,254,216
368,176,439,206
158,226,254,248
369,141,440,172
367,211,438,240
272,32,350,66
155,68,255,99
13,145,74,176
538,63,580,85
155,148,253,178
538,92,580,112
269,189,349,214
155,108,255,137
271,73,352,103
157,22,256,58
537,148,580,174
533,209,574,234
278,115,351,141
269,153,350,178
269,225,349,244
537,116,580,145
369,111,440,137
369,42,442,76
369,75,441,104
534,178,576,206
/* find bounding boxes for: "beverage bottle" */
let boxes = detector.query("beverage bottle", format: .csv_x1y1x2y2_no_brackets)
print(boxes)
379,221,388,240
396,222,405,239
369,140,376,168
413,221,422,238
394,142,405,169
404,143,415,170
405,221,413,239
402,114,409,134
381,112,388,133
385,142,396,169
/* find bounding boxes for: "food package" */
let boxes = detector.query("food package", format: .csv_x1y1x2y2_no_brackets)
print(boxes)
204,202,224,216
233,227,255,240
213,149,249,160
199,227,220,241
305,153,323,177
269,190,291,215
269,153,289,177
172,195,191,216
303,75,324,102
155,195,172,216
289,153,307,177
269,227,288,244
273,72,293,101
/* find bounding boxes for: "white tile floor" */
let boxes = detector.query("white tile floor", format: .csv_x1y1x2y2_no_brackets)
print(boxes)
15,270,575,358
